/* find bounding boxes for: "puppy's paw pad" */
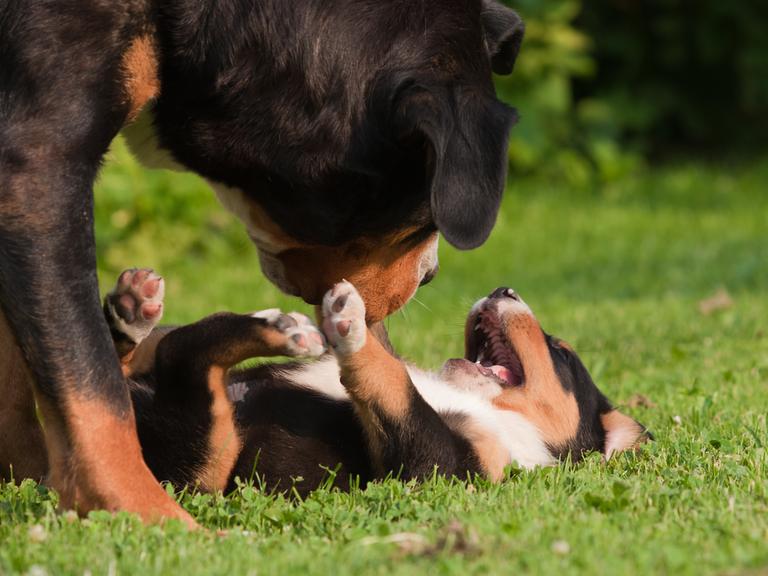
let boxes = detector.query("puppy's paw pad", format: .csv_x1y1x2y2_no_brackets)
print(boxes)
250,309,326,357
106,268,165,343
322,281,366,355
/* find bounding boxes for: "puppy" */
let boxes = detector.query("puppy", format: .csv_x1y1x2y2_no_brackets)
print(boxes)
106,269,651,495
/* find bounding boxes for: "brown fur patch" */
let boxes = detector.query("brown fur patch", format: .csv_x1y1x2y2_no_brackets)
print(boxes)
491,312,581,447
601,410,647,458
336,328,413,472
196,366,241,492
122,35,159,121
0,310,48,481
279,232,438,322
121,326,176,378
338,329,412,419
458,420,509,481
37,392,195,527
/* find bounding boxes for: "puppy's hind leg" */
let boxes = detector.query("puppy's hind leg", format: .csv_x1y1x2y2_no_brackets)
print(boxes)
103,268,170,377
145,309,326,491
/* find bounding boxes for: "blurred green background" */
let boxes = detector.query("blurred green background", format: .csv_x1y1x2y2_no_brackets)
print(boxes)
498,0,768,184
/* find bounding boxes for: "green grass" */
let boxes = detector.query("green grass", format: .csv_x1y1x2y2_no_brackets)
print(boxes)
1,141,767,575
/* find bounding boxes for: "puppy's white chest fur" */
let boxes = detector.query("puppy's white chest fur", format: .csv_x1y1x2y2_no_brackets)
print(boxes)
405,367,555,469
284,357,555,470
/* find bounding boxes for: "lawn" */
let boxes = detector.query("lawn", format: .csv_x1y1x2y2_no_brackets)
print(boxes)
1,141,766,575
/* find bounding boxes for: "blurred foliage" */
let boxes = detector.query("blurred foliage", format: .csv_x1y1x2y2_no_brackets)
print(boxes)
498,0,768,183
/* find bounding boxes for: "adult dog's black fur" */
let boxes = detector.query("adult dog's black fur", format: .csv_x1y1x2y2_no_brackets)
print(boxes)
0,0,524,522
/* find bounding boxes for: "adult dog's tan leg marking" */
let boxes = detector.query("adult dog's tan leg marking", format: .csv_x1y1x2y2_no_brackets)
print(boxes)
0,310,47,481
35,392,196,527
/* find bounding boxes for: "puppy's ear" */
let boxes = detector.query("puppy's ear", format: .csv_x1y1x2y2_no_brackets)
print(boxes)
481,0,525,75
396,88,517,249
601,410,653,459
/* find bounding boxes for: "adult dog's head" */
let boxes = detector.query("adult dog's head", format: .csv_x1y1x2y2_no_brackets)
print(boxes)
153,0,524,320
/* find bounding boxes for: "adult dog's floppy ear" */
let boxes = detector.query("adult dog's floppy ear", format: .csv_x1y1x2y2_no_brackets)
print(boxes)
396,88,517,250
481,0,525,75
601,410,653,459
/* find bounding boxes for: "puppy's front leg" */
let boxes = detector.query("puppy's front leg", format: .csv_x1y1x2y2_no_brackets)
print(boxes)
322,282,480,480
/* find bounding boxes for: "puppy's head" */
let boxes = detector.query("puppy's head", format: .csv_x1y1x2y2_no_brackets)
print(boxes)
171,1,524,321
440,288,651,459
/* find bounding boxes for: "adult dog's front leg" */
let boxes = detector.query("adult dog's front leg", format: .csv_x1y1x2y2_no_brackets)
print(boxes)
322,282,481,480
0,191,192,524
0,18,192,520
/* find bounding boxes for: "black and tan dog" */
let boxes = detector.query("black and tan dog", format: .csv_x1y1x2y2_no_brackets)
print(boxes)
105,269,650,496
0,0,525,521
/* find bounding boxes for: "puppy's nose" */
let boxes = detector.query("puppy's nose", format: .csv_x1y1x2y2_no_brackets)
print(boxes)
489,287,520,301
419,264,439,287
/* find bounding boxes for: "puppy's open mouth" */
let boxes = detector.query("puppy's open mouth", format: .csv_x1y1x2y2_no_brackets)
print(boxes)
466,309,524,387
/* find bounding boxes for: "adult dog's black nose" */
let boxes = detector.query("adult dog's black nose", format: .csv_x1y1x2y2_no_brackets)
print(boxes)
489,287,520,301
419,264,439,287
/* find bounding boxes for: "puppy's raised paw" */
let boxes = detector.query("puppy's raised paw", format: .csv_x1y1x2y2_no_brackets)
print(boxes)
105,268,164,344
251,309,326,357
322,281,366,356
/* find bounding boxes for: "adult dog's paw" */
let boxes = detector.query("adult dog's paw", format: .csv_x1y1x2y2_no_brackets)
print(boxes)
321,281,367,355
105,268,164,344
251,309,326,357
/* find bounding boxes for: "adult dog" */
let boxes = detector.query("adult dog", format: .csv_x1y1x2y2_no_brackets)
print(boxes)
0,0,524,524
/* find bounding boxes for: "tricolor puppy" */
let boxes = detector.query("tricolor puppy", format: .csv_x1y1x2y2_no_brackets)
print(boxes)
107,270,650,496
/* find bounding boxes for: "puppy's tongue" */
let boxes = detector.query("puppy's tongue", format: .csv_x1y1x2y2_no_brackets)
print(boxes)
476,362,513,384
489,365,512,383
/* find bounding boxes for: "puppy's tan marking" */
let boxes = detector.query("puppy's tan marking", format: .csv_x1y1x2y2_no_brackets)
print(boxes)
122,35,159,121
601,410,648,458
492,314,580,447
459,419,509,481
196,366,241,492
336,328,413,474
120,327,177,378
338,329,412,421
